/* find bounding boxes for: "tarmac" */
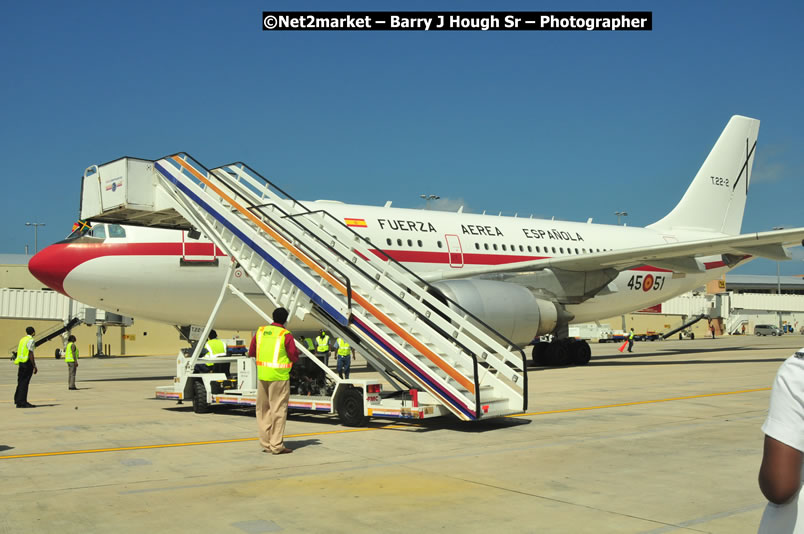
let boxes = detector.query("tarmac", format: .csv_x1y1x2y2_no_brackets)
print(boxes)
3,334,801,534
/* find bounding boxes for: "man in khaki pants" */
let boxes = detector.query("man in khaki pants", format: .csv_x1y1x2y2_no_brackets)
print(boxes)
248,307,299,454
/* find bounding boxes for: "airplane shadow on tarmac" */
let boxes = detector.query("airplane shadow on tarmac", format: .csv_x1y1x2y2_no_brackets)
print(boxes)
159,404,531,433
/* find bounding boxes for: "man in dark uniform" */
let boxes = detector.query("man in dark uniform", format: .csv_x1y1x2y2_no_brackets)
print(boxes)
15,326,38,408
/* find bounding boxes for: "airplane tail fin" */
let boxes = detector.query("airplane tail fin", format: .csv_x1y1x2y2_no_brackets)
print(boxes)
648,115,760,236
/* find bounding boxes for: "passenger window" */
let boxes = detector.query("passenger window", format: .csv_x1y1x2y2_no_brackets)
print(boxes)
90,225,107,239
386,238,391,246
417,240,423,247
484,243,489,250
397,239,402,246
552,247,556,253
437,241,442,248
519,245,524,252
560,247,564,254
475,243,480,250
528,246,532,252
575,248,579,254
107,224,126,238
407,239,413,247
502,244,507,251
493,244,498,251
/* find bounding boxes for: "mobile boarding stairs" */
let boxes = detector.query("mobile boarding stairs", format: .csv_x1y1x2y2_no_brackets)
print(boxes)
78,155,528,425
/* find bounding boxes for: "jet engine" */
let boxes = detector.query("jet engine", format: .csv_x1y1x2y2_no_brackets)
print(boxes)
428,279,560,346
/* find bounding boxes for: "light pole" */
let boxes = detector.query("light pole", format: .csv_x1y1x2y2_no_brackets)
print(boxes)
421,194,440,209
25,222,45,254
773,226,784,330
615,210,629,330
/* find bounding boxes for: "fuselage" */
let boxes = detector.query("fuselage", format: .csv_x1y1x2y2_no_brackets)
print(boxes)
28,201,740,338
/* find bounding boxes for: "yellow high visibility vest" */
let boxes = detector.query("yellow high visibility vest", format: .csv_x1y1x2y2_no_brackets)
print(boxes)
203,338,227,366
316,335,330,353
15,335,32,365
256,326,293,382
65,342,77,363
336,338,351,356
305,337,314,351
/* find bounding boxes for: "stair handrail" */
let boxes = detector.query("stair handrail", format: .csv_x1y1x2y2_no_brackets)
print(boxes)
217,161,527,361
161,154,486,417
213,161,527,411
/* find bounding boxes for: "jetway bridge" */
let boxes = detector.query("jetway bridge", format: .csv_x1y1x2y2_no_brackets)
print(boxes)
2,288,133,357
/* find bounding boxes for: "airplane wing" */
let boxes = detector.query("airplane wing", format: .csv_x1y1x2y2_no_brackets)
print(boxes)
421,227,804,282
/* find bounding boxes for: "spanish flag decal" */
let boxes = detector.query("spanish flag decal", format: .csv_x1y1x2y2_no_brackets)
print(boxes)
344,218,368,228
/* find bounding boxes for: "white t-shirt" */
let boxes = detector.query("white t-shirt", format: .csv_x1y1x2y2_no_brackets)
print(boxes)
758,350,804,533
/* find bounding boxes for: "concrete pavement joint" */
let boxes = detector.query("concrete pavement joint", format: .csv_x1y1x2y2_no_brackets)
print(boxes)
637,502,766,533
435,474,705,532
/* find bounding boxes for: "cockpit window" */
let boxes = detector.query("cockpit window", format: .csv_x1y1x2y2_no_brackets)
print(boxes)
90,225,106,239
107,224,126,238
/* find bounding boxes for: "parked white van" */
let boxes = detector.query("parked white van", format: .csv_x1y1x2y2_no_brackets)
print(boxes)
754,324,782,336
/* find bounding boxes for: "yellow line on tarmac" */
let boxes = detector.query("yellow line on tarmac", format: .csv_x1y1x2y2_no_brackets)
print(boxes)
0,425,409,460
509,387,771,418
0,388,770,460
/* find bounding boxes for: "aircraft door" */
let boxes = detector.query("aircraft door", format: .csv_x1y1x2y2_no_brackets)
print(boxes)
181,230,218,265
445,234,464,268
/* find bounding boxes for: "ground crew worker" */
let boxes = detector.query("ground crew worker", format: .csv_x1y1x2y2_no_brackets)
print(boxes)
627,328,635,353
14,326,38,408
315,329,331,367
65,334,79,390
304,336,314,352
335,336,354,379
204,330,228,375
248,307,299,455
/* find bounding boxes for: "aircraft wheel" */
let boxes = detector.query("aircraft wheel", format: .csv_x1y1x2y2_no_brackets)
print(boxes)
545,342,570,367
531,342,548,366
337,387,369,427
571,341,591,365
192,380,210,414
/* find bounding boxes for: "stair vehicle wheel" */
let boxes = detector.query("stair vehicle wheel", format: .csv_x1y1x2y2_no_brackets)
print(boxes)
337,387,369,427
192,380,210,414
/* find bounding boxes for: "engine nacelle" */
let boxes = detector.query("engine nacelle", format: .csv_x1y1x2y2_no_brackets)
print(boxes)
428,279,560,346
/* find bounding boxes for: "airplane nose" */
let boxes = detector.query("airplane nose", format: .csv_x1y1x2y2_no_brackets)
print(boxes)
28,244,71,296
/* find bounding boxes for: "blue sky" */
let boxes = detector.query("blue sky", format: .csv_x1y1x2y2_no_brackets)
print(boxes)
2,1,802,275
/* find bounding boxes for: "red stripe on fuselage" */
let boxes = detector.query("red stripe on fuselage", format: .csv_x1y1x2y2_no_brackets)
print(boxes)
28,242,226,297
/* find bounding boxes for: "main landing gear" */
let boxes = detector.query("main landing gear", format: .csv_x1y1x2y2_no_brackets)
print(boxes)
532,339,591,367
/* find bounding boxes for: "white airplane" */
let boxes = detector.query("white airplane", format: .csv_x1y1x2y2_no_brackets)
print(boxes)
28,116,804,364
